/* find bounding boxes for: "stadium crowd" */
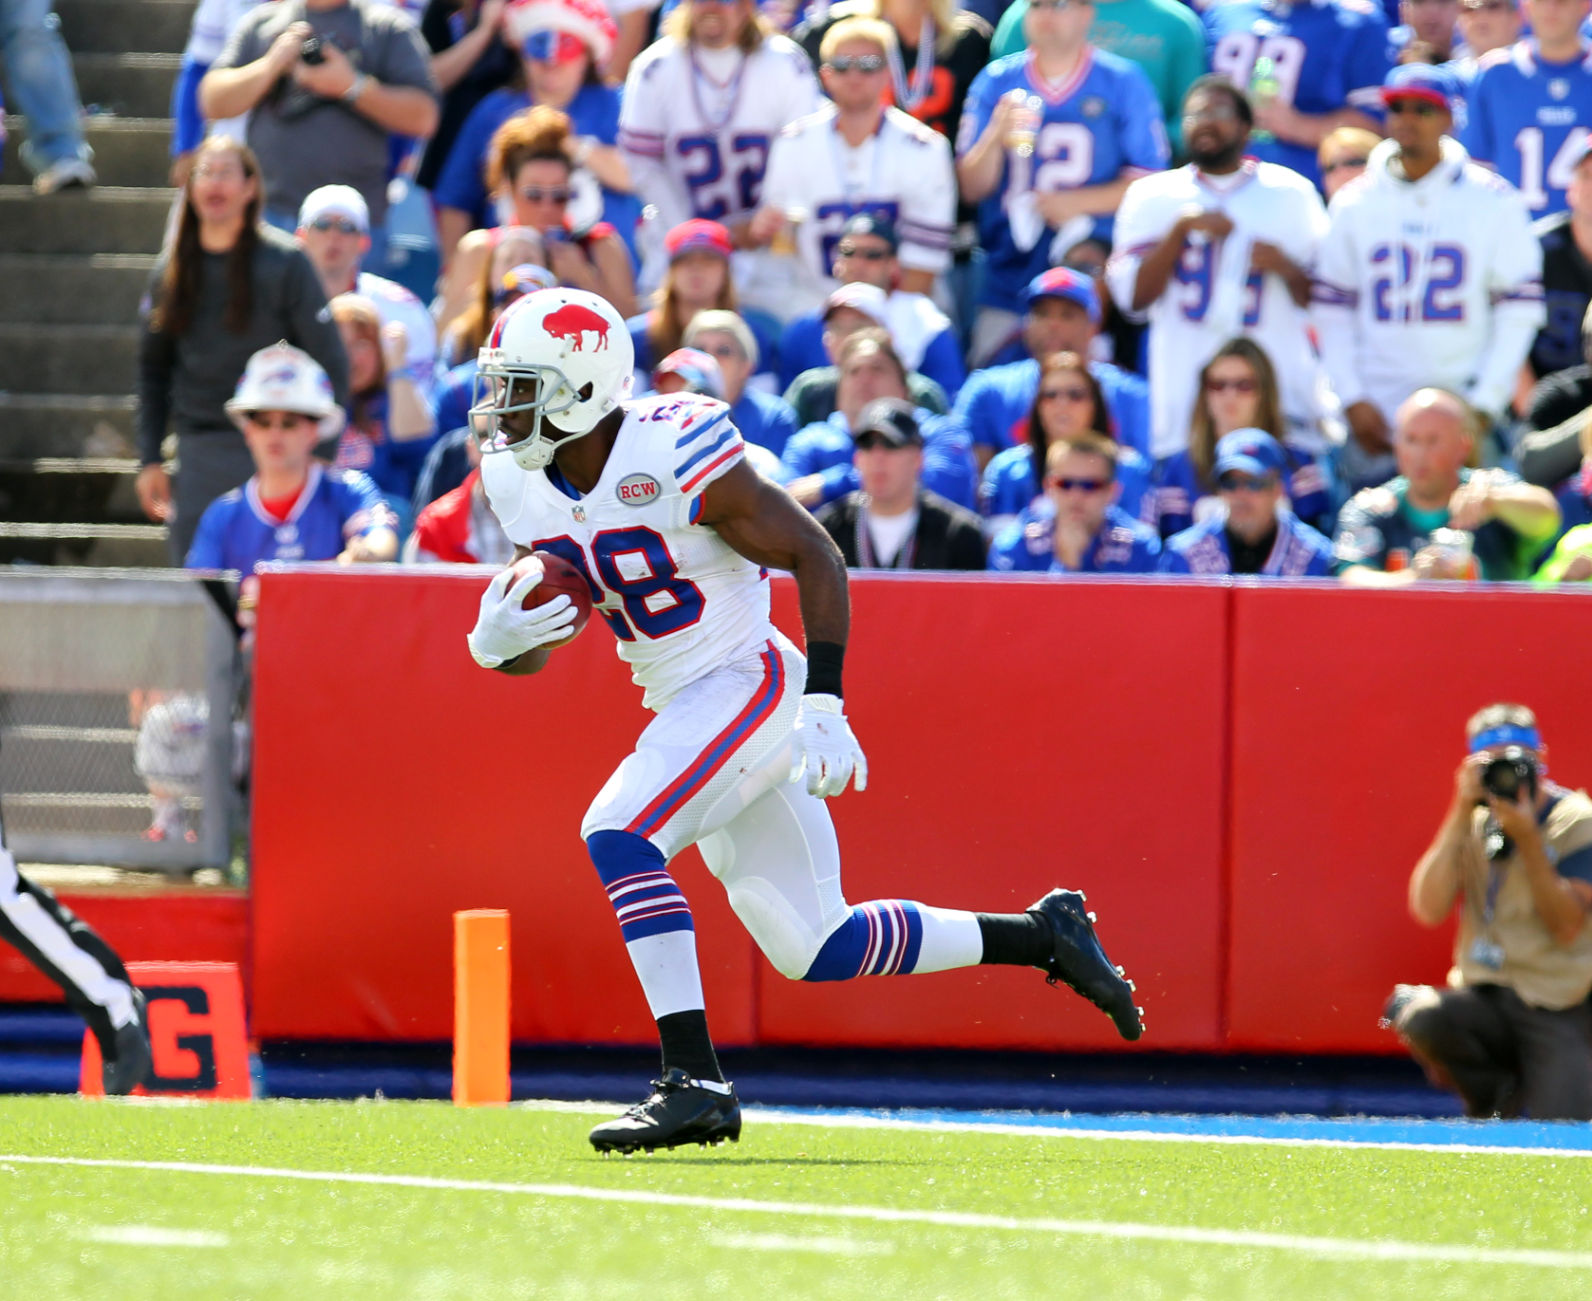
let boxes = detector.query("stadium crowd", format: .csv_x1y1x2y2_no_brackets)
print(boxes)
102,0,1592,583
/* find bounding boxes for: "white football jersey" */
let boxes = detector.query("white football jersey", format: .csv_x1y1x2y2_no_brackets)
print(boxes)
759,103,956,296
1108,159,1332,459
1311,136,1545,422
619,34,820,312
481,392,773,710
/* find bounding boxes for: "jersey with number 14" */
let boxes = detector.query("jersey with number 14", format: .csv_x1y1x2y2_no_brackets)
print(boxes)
1462,41,1592,218
957,49,1168,314
480,393,771,711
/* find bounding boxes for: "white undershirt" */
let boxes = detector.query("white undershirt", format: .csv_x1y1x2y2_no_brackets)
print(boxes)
865,506,919,567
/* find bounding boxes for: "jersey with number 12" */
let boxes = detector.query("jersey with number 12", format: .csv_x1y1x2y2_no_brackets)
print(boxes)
1463,40,1592,218
480,393,770,711
957,49,1168,314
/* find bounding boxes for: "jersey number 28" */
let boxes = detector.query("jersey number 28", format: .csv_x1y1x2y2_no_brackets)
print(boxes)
534,529,705,641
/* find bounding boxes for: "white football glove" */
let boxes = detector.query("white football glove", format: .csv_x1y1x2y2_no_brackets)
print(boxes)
789,693,868,798
466,563,577,668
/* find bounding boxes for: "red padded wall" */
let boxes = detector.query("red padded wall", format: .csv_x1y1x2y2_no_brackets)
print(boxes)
1226,583,1592,1052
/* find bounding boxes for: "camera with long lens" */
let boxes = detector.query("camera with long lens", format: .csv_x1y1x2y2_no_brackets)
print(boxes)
1479,746,1539,861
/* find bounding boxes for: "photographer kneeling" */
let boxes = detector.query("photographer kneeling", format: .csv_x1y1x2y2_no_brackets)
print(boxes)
1387,705,1592,1119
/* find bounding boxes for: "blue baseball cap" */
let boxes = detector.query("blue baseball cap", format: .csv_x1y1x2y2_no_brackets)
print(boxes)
1214,429,1286,479
1381,63,1459,112
1024,267,1100,323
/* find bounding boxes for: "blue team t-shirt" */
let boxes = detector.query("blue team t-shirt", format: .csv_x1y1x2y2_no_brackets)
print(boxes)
185,465,388,571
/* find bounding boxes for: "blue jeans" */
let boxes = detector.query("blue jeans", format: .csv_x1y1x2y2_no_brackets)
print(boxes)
0,0,89,171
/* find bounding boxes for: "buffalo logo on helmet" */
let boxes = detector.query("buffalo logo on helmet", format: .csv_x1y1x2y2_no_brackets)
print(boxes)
544,302,612,353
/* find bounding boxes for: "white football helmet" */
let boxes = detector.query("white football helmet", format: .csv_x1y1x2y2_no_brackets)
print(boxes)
475,287,633,472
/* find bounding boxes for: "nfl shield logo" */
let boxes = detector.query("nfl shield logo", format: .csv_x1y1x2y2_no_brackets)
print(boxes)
573,505,586,523
1550,79,1570,100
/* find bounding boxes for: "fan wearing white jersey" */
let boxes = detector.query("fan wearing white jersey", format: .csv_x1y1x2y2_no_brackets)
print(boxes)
748,16,956,320
617,0,819,312
466,288,1144,1154
1108,78,1334,463
1312,63,1544,488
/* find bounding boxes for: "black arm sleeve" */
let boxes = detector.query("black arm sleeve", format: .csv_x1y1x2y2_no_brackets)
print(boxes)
1516,409,1587,489
135,268,176,465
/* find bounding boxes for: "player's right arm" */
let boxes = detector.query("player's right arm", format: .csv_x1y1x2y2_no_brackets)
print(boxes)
466,545,575,677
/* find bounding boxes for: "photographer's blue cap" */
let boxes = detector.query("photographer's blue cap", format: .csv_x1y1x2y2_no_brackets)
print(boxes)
1215,428,1286,478
1024,267,1100,323
1470,723,1543,754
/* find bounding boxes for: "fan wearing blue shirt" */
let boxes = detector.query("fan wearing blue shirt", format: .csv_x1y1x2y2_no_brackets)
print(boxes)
956,0,1169,363
951,268,1151,475
989,434,1162,572
681,310,800,460
1202,0,1391,190
1464,0,1592,217
1158,429,1334,576
186,343,398,575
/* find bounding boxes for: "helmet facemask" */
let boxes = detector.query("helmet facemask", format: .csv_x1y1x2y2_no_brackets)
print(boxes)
473,361,592,472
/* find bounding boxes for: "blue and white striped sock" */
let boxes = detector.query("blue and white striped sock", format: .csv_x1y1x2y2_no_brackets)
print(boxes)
802,901,982,982
586,829,705,1019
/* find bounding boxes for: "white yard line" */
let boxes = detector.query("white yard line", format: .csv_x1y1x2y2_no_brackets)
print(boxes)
80,1226,230,1248
5,1153,1590,1272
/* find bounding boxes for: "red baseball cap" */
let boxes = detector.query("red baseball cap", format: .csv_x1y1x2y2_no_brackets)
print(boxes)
665,219,733,261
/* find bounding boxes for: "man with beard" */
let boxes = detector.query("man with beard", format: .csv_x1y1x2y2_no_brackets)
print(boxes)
1107,78,1333,464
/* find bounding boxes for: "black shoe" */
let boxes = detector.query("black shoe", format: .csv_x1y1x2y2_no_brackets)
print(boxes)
1028,889,1144,1042
589,1068,741,1154
102,988,153,1096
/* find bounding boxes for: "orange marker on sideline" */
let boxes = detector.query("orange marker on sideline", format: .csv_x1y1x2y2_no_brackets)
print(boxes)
453,909,510,1106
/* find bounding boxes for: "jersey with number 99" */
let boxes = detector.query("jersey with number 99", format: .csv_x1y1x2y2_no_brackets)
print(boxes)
480,392,771,711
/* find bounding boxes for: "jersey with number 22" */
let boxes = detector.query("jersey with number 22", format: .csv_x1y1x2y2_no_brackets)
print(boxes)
481,393,770,711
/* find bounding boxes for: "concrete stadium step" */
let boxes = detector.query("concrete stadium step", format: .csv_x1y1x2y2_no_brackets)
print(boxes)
0,395,137,461
0,522,169,568
3,117,173,189
0,255,156,326
75,53,184,121
0,186,171,255
0,458,143,527
55,0,195,55
0,325,139,396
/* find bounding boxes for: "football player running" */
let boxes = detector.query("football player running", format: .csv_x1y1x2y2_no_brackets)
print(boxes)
467,287,1143,1154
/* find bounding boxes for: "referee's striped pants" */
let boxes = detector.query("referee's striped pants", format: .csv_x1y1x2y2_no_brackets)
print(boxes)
0,808,137,1049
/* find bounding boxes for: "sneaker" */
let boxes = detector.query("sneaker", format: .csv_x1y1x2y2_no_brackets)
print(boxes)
33,156,96,195
102,988,153,1095
1028,889,1144,1042
588,1068,741,1154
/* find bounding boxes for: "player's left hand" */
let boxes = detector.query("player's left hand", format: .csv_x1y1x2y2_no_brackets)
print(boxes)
790,693,868,799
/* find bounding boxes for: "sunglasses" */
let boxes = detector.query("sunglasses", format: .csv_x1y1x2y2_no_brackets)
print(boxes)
1029,0,1094,10
1205,376,1257,394
244,411,310,430
521,30,586,63
1386,98,1443,117
1045,475,1109,493
1218,471,1276,492
519,186,572,204
695,342,743,360
825,53,887,73
837,244,892,260
1321,156,1369,175
309,217,362,234
1040,386,1092,403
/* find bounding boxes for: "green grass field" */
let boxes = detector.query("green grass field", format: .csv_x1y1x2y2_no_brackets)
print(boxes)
2,1096,1590,1299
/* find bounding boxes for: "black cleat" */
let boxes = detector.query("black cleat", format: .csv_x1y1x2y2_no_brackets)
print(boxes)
589,1068,742,1154
102,988,153,1096
1028,889,1144,1042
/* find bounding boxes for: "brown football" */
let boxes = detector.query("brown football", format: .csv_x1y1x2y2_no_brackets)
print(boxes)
509,550,593,647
